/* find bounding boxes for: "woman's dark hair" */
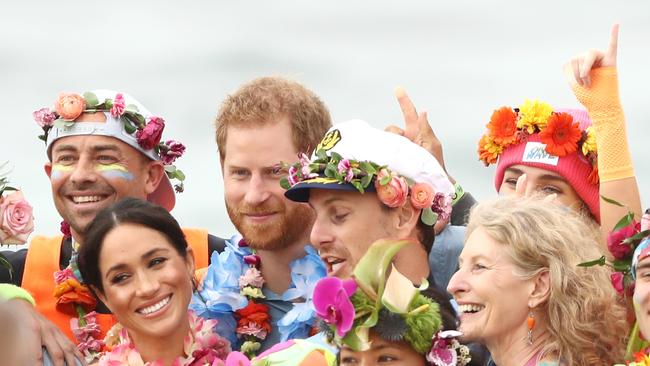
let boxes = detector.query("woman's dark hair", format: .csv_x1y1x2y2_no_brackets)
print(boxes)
77,197,189,295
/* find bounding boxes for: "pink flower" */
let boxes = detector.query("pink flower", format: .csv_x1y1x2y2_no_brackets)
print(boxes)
239,267,265,289
33,108,58,127
60,220,71,238
237,322,269,339
374,169,408,208
70,311,101,342
313,277,357,337
611,272,626,295
54,268,74,284
607,221,639,260
110,93,126,118
136,116,165,150
426,330,463,366
287,165,300,187
54,92,86,121
0,191,35,245
337,159,354,182
432,192,452,221
224,352,250,366
160,140,186,165
410,183,435,209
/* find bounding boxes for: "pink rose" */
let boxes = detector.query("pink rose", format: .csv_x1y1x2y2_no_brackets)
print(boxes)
60,220,71,238
135,116,165,150
0,191,35,245
374,169,408,208
54,92,86,121
33,108,58,127
410,182,435,209
160,140,186,165
54,268,74,284
610,272,625,296
607,221,639,260
110,93,126,118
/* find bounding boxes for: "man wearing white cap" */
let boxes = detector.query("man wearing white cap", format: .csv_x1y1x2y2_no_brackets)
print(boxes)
284,119,457,285
0,90,224,365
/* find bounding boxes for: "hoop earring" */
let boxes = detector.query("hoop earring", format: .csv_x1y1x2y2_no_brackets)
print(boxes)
526,310,535,345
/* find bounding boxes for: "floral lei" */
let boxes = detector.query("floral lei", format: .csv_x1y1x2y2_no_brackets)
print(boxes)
281,150,451,226
99,310,231,366
190,235,326,359
33,91,186,192
477,99,598,184
53,224,103,362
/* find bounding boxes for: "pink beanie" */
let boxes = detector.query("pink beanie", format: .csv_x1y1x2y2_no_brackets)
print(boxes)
493,108,600,222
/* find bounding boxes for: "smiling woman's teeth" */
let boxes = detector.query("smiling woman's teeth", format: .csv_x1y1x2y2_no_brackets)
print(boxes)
72,195,103,204
138,296,170,315
458,304,485,314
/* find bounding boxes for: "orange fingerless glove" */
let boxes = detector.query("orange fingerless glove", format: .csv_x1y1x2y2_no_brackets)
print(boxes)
572,67,634,182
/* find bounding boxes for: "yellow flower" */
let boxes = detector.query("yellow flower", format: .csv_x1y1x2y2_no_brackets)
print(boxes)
581,126,597,156
517,99,553,134
478,135,503,166
240,286,265,299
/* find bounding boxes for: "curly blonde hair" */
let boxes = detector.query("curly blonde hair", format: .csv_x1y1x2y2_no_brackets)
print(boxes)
466,196,628,366
215,76,331,160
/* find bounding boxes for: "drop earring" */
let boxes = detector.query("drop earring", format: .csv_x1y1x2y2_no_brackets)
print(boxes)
526,310,535,345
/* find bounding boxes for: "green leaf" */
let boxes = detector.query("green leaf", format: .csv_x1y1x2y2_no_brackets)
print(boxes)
360,174,372,188
122,119,137,134
421,207,438,226
613,212,635,232
124,103,140,114
359,161,376,175
330,151,343,162
612,259,631,272
280,178,291,189
324,165,337,178
174,169,186,181
577,255,606,267
601,195,626,208
54,118,74,128
83,92,99,108
379,175,391,185
623,230,650,245
316,149,328,161
38,134,46,142
164,165,177,173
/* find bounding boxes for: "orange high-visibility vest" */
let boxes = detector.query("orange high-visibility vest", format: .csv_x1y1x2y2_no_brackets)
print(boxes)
21,228,209,342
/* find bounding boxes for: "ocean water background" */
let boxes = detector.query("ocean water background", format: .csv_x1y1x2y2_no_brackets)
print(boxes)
1,0,648,245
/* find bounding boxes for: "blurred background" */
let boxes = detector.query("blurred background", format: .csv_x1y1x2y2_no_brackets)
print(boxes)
1,0,648,245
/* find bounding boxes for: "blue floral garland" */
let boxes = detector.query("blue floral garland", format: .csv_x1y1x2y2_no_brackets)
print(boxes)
190,234,326,350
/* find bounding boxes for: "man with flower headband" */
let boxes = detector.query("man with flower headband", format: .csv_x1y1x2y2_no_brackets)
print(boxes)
284,119,456,287
0,90,226,365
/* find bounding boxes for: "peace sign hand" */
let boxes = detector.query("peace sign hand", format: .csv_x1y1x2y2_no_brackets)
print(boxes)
385,87,449,175
564,24,619,88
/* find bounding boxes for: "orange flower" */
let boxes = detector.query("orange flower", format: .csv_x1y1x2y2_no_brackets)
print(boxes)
236,301,272,333
539,112,582,157
478,135,503,166
53,278,97,314
54,92,86,121
487,107,518,146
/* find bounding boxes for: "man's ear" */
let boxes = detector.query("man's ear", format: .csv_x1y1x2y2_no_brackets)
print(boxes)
44,162,52,178
395,203,420,237
529,269,551,308
143,161,166,195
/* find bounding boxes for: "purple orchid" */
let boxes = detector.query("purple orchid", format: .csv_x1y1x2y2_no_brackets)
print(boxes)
313,277,357,337
337,159,354,182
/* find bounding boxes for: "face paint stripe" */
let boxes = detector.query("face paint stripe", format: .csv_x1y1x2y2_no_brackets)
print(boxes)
51,164,74,180
96,164,134,181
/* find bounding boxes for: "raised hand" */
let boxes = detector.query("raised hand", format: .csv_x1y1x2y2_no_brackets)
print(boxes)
564,24,618,88
385,87,449,175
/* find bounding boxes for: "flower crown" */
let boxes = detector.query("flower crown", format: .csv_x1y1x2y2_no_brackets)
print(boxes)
281,149,451,226
478,100,598,183
33,92,186,192
313,240,470,366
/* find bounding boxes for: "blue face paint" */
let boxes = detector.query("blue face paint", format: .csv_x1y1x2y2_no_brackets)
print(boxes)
50,164,74,180
95,164,134,181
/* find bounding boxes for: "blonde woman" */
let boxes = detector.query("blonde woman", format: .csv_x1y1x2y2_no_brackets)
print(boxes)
448,196,628,366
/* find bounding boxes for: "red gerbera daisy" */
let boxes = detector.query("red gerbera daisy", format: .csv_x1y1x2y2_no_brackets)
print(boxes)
539,112,582,157
487,107,518,146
